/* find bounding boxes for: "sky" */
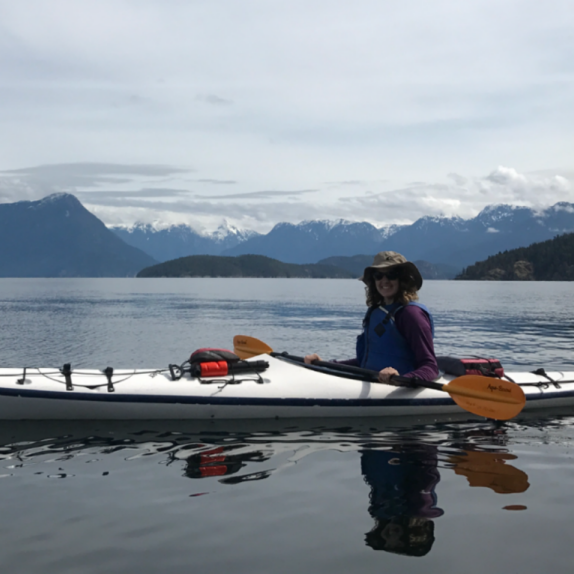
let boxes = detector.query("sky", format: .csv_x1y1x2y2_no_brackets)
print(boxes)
1,0,574,233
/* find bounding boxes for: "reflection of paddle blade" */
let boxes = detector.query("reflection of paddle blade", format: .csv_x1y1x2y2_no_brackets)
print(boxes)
233,335,273,359
447,376,526,421
448,450,530,494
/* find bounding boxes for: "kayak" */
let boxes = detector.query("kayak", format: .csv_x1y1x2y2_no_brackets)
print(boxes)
0,354,573,420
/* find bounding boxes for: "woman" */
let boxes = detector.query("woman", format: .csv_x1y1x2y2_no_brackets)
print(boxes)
304,251,438,384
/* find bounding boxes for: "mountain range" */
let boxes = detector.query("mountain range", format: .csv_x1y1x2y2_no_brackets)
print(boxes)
112,202,574,270
2,193,574,278
112,222,259,262
0,194,156,277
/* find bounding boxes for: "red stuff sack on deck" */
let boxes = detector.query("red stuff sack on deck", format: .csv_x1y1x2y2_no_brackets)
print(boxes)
437,356,504,378
189,348,241,378
187,348,268,379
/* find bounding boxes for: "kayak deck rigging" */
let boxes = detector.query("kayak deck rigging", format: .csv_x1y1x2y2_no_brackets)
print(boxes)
0,355,573,420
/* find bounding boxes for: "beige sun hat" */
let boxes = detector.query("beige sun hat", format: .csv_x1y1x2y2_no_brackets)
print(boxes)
361,251,423,290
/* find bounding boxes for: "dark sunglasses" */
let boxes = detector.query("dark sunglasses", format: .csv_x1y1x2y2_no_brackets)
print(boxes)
373,270,400,282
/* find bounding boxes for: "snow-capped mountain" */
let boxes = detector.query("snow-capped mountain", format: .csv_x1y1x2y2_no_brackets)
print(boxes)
392,203,574,267
222,203,574,268
222,219,405,263
116,202,574,269
210,220,259,244
3,193,574,276
110,221,260,262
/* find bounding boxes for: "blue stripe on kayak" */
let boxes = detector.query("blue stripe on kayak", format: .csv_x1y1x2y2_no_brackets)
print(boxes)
0,386,456,407
1,386,573,407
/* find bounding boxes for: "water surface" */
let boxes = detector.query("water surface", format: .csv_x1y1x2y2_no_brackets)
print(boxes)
1,278,574,573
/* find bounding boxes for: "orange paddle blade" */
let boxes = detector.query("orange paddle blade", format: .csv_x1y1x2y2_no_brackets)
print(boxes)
233,335,273,359
445,375,526,420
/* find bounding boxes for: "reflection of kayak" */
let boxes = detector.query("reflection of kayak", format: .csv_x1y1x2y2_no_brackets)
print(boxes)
0,355,574,420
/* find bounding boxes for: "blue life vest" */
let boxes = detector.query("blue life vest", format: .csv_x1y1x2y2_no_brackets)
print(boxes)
360,449,443,520
356,302,434,374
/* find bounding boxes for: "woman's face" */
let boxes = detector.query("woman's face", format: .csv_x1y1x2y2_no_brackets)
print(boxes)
373,270,400,303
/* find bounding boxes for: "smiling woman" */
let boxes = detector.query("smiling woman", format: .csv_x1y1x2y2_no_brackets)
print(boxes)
305,251,439,384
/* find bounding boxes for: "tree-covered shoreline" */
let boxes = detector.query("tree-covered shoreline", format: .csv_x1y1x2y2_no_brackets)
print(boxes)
456,232,574,281
137,254,356,278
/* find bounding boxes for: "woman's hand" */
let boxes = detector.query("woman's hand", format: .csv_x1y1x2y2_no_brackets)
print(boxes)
304,353,322,364
378,367,399,384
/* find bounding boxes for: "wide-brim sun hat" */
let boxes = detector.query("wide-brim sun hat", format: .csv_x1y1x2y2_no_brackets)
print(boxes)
361,251,423,290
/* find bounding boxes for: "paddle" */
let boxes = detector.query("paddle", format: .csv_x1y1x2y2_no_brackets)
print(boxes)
233,335,526,421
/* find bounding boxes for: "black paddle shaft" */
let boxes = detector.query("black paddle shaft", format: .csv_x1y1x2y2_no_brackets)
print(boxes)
272,352,444,391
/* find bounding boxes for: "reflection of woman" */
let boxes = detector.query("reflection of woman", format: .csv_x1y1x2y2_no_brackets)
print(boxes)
366,517,435,556
305,251,438,384
361,447,443,556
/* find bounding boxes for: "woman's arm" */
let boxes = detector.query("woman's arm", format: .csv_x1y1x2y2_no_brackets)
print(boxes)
395,306,439,381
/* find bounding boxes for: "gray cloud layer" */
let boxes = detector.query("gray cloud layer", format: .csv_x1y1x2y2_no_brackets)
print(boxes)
0,163,191,189
1,162,572,232
1,2,574,230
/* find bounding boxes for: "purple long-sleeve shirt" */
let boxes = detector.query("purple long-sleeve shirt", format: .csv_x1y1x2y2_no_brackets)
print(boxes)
338,305,439,381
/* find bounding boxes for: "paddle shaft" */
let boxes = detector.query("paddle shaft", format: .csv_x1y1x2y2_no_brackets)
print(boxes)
272,351,444,390
273,352,523,404
233,335,526,419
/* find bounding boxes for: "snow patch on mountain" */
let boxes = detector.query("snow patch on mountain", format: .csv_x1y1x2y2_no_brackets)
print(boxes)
211,220,260,243
378,223,407,239
549,202,574,214
475,204,533,227
36,192,73,204
25,193,80,210
110,220,259,242
411,215,467,231
277,219,358,232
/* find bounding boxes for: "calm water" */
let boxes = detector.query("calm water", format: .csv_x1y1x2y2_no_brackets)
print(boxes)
1,278,574,573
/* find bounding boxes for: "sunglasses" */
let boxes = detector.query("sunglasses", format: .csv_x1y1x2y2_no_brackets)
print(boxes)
373,270,400,282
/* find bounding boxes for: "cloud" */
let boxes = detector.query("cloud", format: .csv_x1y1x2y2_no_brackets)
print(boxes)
193,189,318,200
80,186,325,232
551,203,574,214
325,180,368,186
2,160,574,233
0,163,192,190
338,166,574,223
195,94,233,106
88,196,343,233
481,166,571,204
76,188,190,200
85,165,574,233
447,173,467,186
0,177,41,203
196,179,237,185
0,0,573,224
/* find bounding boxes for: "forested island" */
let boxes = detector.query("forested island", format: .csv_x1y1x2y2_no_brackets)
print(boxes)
456,232,574,281
137,254,356,278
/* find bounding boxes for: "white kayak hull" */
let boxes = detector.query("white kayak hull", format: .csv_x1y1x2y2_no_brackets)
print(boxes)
0,355,573,420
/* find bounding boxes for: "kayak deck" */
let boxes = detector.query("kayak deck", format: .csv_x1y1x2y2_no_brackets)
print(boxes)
0,355,573,420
